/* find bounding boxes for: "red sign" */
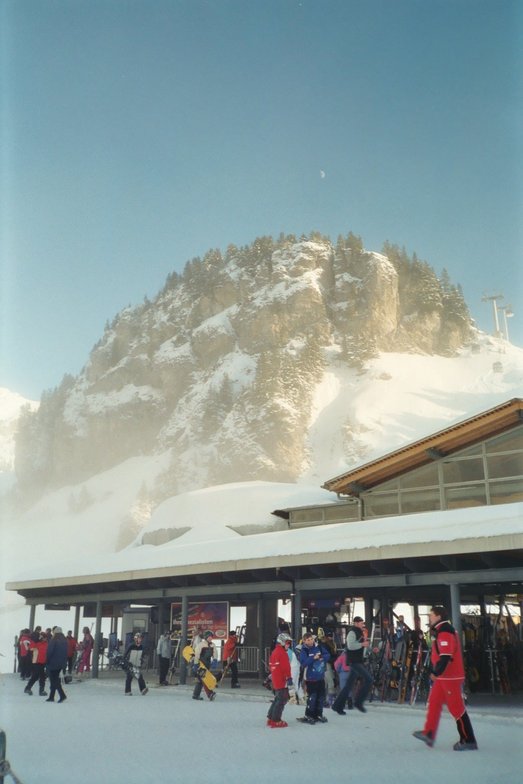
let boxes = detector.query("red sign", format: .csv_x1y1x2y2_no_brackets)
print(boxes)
170,601,229,640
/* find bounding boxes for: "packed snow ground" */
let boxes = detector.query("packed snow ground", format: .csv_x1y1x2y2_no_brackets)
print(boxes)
0,674,521,784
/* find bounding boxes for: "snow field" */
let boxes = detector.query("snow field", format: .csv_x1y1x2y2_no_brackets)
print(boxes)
0,674,521,784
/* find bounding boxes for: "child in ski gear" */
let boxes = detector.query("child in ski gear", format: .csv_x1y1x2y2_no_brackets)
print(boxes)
320,630,337,707
266,632,292,727
413,605,477,751
124,633,148,695
222,630,240,688
334,649,353,709
331,617,372,714
192,630,216,701
298,633,330,724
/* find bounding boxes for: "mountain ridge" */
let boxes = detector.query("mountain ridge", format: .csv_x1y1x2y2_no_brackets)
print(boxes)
11,233,475,502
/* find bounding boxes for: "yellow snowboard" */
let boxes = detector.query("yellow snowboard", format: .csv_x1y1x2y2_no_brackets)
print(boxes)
182,645,217,691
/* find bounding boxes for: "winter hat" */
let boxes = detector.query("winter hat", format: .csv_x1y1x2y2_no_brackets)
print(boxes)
352,617,364,623
53,627,63,634
203,630,214,639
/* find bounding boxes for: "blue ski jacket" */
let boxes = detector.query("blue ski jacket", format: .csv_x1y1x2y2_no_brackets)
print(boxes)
299,643,330,681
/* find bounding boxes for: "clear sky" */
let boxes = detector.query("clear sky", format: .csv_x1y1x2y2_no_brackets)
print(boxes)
1,0,522,400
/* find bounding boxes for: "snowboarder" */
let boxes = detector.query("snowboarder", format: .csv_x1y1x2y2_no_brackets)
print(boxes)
192,630,216,701
124,633,148,696
412,605,478,751
266,632,292,728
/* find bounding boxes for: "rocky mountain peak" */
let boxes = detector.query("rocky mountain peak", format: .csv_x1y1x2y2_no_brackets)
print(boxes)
12,232,473,502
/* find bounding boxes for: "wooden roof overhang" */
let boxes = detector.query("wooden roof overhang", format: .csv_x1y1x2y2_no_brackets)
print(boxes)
322,397,523,496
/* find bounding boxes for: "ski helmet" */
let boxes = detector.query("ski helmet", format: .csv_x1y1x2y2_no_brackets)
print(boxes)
277,632,292,646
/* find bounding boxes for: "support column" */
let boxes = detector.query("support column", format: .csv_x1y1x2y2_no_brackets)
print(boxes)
29,605,36,631
92,600,102,679
73,606,81,641
179,596,189,685
157,603,164,633
257,598,265,680
364,596,373,627
292,589,302,643
449,584,462,642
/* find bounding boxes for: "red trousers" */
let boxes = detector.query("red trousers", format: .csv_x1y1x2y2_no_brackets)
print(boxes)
423,678,466,738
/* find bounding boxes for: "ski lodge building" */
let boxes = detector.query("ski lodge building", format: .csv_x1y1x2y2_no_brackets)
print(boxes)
6,397,523,690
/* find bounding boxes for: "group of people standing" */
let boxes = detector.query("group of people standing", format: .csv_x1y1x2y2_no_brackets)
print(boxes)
18,625,95,702
267,606,478,752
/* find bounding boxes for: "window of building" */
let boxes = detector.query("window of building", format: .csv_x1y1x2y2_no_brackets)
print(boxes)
486,452,523,480
363,493,399,518
400,462,439,489
400,488,441,514
485,426,523,454
442,457,485,484
488,478,523,505
444,484,487,509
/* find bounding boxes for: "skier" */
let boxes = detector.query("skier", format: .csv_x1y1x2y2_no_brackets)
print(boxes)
266,632,292,728
412,605,478,751
298,632,330,724
222,630,240,688
124,633,149,696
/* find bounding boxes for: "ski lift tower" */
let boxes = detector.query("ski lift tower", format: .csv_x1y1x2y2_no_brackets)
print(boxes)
498,304,514,342
481,293,504,338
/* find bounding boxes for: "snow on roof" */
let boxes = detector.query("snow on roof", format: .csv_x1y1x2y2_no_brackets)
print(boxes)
8,500,523,587
135,481,339,543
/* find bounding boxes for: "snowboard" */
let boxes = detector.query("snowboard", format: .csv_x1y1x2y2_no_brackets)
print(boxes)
182,645,217,690
110,651,141,680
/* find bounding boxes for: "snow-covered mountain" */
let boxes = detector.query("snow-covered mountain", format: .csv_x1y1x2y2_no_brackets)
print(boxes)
13,235,473,501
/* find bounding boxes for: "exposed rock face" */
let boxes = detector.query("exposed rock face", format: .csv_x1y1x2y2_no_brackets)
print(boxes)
14,236,472,497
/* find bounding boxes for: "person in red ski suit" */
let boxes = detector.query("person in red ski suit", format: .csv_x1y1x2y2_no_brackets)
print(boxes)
266,632,292,728
413,605,478,751
77,627,94,673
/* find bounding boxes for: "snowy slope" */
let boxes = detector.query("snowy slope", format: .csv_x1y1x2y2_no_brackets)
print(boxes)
301,335,523,484
0,388,38,491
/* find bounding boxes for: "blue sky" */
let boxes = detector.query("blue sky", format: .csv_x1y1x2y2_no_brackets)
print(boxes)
2,0,522,400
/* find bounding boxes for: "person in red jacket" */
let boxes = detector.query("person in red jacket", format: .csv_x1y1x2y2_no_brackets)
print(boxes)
266,633,292,728
222,630,240,688
413,605,478,751
24,631,48,696
65,631,78,675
